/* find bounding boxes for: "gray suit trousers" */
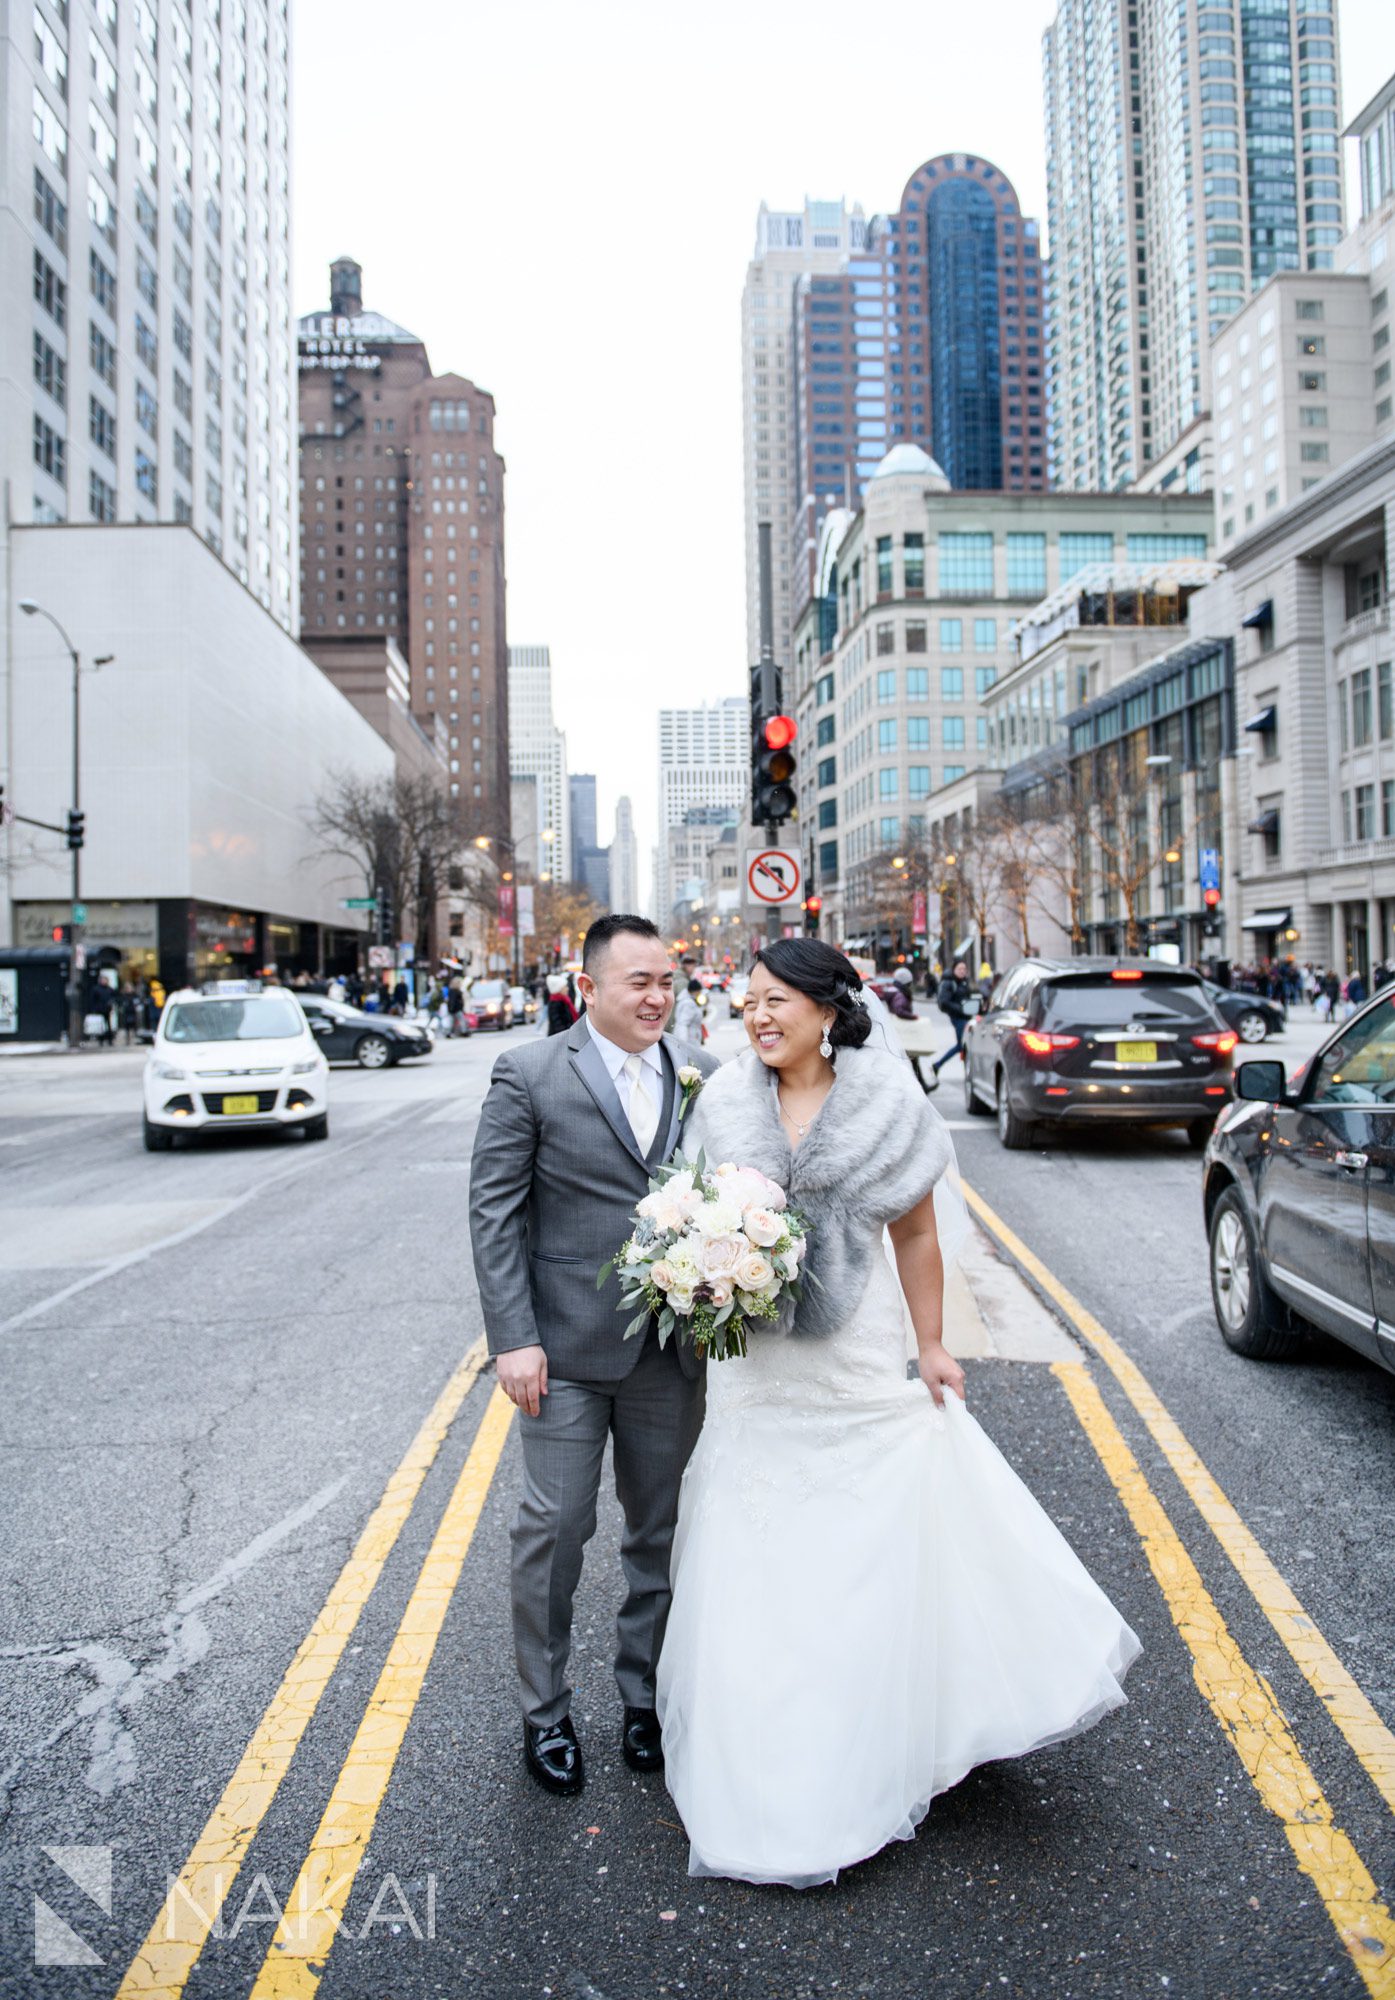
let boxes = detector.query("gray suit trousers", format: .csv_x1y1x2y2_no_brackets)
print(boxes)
511,1329,705,1727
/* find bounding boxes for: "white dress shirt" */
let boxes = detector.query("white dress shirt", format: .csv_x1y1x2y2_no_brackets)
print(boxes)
585,1019,664,1144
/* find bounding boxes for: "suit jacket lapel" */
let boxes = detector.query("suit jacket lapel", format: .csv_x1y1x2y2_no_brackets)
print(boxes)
568,1019,650,1171
657,1036,686,1164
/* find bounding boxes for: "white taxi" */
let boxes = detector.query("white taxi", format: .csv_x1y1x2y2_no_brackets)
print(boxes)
142,985,329,1150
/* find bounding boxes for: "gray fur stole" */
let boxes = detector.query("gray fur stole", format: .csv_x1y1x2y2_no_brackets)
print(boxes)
682,1043,954,1337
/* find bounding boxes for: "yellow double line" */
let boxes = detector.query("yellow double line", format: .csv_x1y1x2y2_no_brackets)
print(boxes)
116,1342,513,2000
967,1185,1395,1998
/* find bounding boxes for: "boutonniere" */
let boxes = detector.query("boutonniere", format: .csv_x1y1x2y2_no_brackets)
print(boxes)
677,1065,704,1117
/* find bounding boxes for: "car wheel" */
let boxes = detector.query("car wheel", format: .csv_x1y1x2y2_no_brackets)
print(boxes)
964,1062,989,1115
1237,1011,1269,1043
1186,1117,1215,1150
355,1033,392,1069
1208,1185,1301,1359
995,1071,1034,1150
303,1113,329,1142
142,1116,174,1152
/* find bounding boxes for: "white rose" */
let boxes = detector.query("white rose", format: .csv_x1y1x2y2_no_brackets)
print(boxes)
649,1198,686,1234
777,1251,800,1281
699,1233,745,1279
635,1190,666,1220
764,1180,787,1212
623,1241,647,1266
692,1197,743,1237
668,1244,699,1281
649,1260,676,1291
664,1168,696,1196
720,1168,771,1210
742,1207,782,1248
707,1275,734,1309
667,1286,695,1314
678,1064,703,1087
736,1251,774,1292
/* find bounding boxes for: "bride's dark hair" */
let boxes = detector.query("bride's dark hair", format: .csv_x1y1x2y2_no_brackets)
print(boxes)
753,938,873,1052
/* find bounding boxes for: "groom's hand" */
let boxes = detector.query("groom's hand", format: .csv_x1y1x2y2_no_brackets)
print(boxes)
497,1344,548,1418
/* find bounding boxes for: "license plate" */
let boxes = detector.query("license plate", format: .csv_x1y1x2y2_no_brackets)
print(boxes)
1115,1041,1158,1064
220,1093,260,1115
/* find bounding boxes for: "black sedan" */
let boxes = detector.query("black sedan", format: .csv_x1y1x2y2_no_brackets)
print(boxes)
297,996,433,1069
1201,979,1286,1045
1202,987,1395,1375
963,956,1236,1150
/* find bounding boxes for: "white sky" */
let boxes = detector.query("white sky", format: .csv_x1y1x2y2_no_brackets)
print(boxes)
293,0,1393,902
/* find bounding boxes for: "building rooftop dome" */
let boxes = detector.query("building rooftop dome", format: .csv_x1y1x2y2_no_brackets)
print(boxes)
870,442,949,486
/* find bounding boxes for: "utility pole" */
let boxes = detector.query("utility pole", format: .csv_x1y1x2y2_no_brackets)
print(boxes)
756,522,783,946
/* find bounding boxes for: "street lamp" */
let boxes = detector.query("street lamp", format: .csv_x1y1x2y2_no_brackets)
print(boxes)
18,599,113,1048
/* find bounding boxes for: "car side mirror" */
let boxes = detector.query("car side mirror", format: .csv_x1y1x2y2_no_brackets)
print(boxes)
1234,1058,1287,1103
310,1016,333,1035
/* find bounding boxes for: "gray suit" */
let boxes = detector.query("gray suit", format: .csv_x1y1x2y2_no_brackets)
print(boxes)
469,1015,718,1725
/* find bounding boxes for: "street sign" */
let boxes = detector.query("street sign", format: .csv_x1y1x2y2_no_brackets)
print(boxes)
746,847,802,905
1199,848,1220,892
341,896,376,910
71,902,87,925
367,944,393,969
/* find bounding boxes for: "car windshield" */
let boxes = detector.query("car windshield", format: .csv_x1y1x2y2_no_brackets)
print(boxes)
164,998,305,1043
472,982,507,999
1041,978,1214,1026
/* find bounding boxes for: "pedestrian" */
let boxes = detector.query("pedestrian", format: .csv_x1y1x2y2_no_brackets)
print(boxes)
545,973,578,1036
883,967,917,1020
327,973,347,1004
672,978,705,1046
447,979,467,1037
1346,969,1367,1014
928,961,974,1084
118,983,138,1045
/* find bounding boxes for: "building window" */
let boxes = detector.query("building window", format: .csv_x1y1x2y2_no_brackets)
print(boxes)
907,717,930,749
815,672,835,704
1060,532,1114,582
876,622,895,656
1384,779,1395,839
816,714,836,747
33,331,65,407
89,396,116,457
89,248,117,315
1300,441,1329,463
879,768,899,801
89,469,116,522
33,250,66,328
877,669,896,703
136,382,158,440
1355,784,1375,842
135,450,158,503
903,532,924,594
942,716,966,749
944,765,966,783
1299,405,1328,427
136,316,158,371
879,816,900,845
1298,334,1326,357
1295,299,1325,320
1124,533,1209,561
975,665,997,696
939,618,963,652
876,535,893,595
974,618,996,652
908,766,931,799
906,666,928,698
1006,532,1046,596
33,414,65,485
1379,661,1393,741
819,839,838,879
1352,668,1373,746
905,620,927,653
879,719,898,752
938,531,993,595
942,666,964,698
818,755,836,786
34,168,67,251
817,799,837,830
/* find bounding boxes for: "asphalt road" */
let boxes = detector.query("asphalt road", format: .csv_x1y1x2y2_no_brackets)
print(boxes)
1,1003,1391,2000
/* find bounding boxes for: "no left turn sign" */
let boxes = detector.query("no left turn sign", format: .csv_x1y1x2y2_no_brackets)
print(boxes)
746,847,802,905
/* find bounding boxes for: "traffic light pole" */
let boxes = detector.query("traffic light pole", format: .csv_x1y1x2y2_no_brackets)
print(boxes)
756,523,783,946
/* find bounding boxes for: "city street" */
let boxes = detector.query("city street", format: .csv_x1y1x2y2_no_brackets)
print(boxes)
2,1006,1393,2000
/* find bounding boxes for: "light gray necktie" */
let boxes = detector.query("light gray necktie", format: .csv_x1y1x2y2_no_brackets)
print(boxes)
622,1051,659,1154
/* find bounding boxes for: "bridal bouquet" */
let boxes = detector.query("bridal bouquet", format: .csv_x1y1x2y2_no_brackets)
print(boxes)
600,1154,810,1362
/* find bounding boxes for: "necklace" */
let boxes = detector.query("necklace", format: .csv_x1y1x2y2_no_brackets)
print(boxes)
778,1079,832,1138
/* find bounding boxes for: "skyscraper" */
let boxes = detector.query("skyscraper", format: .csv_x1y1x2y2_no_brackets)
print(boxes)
507,644,568,881
781,157,1045,650
7,0,297,629
655,698,748,927
569,772,597,883
610,795,640,914
741,200,868,676
298,260,509,825
1043,0,1345,492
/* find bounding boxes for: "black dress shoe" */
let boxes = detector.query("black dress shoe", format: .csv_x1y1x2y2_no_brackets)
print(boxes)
622,1705,664,1773
524,1715,584,1796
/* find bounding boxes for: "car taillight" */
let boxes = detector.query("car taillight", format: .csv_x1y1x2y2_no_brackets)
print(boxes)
1110,969,1144,981
1192,1030,1239,1055
1018,1029,1082,1056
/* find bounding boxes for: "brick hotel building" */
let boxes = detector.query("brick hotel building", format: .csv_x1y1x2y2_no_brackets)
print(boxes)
297,258,509,824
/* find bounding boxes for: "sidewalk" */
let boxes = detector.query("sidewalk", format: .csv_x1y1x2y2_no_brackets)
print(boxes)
942,1220,1077,1365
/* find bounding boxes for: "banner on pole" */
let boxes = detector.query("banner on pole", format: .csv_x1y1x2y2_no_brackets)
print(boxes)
912,892,927,938
498,883,515,939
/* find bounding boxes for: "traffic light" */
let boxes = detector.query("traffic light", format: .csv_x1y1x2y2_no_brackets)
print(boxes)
1203,887,1221,909
804,895,822,936
50,923,72,944
752,711,798,826
66,809,85,851
376,881,393,945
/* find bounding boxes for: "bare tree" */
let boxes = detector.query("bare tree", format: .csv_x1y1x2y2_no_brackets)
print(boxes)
308,768,490,967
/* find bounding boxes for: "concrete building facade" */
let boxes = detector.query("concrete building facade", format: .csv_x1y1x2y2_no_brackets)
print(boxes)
609,794,640,915
3,0,298,631
298,259,508,827
507,644,568,883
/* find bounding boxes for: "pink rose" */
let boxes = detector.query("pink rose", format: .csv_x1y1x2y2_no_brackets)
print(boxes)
742,1207,782,1248
700,1233,745,1279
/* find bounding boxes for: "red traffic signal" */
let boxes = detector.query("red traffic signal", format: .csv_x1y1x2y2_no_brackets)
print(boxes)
805,896,823,914
1203,886,1221,908
762,714,797,751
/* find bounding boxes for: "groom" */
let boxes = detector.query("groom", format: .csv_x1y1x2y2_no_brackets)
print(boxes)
469,914,717,1796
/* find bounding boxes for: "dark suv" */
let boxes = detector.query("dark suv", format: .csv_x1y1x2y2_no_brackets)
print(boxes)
1202,987,1395,1376
963,957,1237,1150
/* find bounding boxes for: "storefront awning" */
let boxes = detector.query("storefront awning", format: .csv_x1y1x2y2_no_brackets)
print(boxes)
1246,810,1280,835
1241,600,1274,630
1243,907,1292,930
1244,705,1277,733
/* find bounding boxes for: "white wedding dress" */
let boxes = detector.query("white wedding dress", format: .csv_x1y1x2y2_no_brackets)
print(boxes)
656,1239,1141,1887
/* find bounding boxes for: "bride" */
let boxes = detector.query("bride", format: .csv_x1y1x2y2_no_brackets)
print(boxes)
655,938,1140,1887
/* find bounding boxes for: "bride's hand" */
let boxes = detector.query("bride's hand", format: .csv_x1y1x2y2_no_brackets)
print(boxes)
918,1342,965,1407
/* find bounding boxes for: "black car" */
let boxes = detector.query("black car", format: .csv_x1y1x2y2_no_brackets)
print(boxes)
297,996,433,1068
962,956,1237,1150
1201,979,1286,1045
1202,988,1395,1376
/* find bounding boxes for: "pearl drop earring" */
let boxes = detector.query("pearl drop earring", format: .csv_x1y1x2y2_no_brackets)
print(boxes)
819,1021,833,1060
